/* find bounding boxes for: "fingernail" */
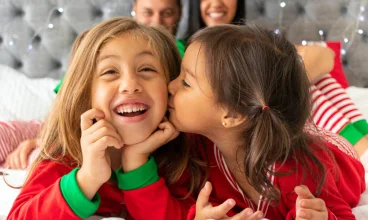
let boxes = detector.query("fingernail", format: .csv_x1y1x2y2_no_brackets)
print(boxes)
203,182,208,190
257,212,263,218
227,199,235,206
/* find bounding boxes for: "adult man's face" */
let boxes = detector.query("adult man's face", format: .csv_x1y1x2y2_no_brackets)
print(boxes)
133,0,181,35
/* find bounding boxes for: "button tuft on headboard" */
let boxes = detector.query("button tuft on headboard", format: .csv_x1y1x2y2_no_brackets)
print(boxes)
54,60,62,69
14,60,23,69
32,35,42,45
14,8,24,17
340,6,348,15
297,5,305,15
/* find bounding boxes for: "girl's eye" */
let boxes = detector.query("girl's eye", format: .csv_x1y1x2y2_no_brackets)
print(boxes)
181,79,190,87
140,67,156,72
102,69,117,75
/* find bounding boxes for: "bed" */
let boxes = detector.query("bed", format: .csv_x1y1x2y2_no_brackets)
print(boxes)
1,0,368,219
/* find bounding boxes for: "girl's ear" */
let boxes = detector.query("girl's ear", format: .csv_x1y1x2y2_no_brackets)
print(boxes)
221,109,246,128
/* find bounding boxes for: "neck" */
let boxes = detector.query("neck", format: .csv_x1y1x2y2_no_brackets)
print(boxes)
108,148,123,171
205,127,246,170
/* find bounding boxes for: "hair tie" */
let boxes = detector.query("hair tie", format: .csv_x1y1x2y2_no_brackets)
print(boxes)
262,106,269,111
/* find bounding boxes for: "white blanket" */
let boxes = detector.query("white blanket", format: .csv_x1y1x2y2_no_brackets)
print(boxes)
0,64,58,121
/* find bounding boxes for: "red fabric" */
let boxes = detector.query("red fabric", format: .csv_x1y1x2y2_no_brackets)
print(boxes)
186,129,365,220
326,42,349,89
7,129,364,220
7,159,194,220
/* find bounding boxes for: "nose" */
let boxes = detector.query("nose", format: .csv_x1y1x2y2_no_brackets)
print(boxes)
119,75,142,94
168,78,178,96
211,0,223,7
151,13,164,27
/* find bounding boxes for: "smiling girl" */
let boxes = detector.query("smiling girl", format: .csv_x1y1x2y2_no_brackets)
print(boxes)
6,17,194,220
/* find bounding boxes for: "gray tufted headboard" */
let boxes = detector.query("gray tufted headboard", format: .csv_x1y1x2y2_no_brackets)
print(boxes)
1,0,367,87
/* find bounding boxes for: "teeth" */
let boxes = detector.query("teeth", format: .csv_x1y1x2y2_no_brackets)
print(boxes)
209,12,225,18
116,104,148,114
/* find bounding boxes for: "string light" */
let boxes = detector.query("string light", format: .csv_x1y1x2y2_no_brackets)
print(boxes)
48,23,54,29
57,8,64,13
275,0,367,59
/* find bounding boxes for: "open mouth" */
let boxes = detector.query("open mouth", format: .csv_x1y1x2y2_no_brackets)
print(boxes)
115,103,149,117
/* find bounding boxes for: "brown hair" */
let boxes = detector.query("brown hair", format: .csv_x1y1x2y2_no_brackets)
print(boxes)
27,18,194,193
188,24,326,203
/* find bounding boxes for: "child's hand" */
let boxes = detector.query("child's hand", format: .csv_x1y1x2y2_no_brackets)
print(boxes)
77,109,123,199
195,182,264,220
121,117,179,172
295,45,334,82
295,185,328,220
5,139,38,169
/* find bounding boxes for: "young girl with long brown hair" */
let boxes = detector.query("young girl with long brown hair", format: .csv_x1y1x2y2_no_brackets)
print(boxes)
6,17,198,220
168,24,365,219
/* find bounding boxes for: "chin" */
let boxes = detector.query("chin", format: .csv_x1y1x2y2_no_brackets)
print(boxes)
123,133,150,145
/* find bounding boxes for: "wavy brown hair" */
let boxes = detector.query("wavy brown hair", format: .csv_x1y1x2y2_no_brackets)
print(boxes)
188,24,327,203
27,17,199,195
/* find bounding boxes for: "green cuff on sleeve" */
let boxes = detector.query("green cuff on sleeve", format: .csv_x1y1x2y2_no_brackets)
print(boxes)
353,119,368,136
60,168,100,219
116,156,159,190
339,123,364,146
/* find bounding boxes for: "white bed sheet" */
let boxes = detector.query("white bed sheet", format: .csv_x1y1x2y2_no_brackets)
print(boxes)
0,64,58,121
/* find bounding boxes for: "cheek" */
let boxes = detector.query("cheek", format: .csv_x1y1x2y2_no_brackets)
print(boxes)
136,16,150,25
91,84,111,109
227,1,237,20
149,81,168,107
164,17,177,26
200,2,208,17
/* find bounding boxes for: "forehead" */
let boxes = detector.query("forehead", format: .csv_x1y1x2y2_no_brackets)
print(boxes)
98,33,156,58
136,0,179,9
182,42,206,77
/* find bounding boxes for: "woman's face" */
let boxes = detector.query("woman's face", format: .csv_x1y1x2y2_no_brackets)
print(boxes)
200,0,237,27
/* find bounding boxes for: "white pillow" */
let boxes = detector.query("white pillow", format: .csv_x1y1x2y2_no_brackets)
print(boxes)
0,64,58,121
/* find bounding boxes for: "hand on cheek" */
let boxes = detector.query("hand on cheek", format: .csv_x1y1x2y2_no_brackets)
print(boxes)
77,109,124,199
121,116,179,172
295,185,328,220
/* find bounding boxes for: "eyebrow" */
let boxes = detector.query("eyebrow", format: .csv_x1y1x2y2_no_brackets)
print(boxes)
182,66,196,78
143,7,175,11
